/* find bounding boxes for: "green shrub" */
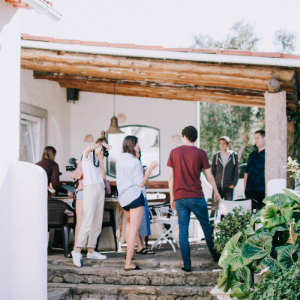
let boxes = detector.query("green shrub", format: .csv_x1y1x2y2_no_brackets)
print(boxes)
249,268,300,300
213,206,251,254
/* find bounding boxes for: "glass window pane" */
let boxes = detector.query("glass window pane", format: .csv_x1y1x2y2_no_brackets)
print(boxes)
107,126,160,178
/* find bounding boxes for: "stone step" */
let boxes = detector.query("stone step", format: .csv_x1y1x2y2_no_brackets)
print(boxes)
48,287,72,300
48,265,221,287
48,256,218,270
48,283,218,300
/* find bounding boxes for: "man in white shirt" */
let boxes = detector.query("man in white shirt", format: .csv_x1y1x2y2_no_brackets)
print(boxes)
72,142,109,268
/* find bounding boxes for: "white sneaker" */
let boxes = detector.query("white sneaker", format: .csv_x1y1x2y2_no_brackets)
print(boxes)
72,250,82,268
87,251,107,260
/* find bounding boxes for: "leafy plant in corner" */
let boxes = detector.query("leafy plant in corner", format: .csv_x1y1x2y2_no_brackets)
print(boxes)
213,207,251,254
216,171,300,299
249,268,300,300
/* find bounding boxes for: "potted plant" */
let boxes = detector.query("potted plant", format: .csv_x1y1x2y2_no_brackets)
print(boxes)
211,189,300,300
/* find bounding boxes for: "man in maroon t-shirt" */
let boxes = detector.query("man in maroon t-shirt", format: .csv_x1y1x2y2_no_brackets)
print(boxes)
167,126,221,271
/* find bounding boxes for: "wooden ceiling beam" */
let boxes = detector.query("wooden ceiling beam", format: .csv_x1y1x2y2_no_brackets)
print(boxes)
33,71,296,101
21,59,295,93
22,48,295,82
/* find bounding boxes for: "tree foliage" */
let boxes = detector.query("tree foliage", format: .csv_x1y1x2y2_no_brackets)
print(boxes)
194,20,264,162
193,20,260,51
273,29,297,54
199,102,264,162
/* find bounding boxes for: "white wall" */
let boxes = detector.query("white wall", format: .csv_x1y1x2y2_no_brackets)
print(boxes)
70,92,197,181
0,3,21,186
21,69,72,180
20,70,198,181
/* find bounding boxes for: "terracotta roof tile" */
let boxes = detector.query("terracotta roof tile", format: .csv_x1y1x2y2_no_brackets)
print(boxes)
164,48,193,52
192,49,218,54
221,50,251,56
21,33,30,39
81,41,109,47
54,39,81,44
135,45,164,50
280,53,300,60
251,52,281,58
25,35,55,42
20,33,300,61
108,43,135,49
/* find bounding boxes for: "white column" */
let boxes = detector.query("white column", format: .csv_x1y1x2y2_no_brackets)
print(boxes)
264,91,287,196
0,3,21,186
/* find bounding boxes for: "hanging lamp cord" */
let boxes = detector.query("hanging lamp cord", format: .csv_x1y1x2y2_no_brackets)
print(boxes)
113,83,116,117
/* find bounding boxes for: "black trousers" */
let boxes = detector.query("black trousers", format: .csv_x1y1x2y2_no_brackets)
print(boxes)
245,190,265,211
217,187,234,200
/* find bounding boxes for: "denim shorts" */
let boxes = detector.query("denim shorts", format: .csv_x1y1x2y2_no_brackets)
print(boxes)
123,192,145,211
76,190,83,200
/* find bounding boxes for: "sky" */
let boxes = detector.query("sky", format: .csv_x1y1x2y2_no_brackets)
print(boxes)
21,0,300,53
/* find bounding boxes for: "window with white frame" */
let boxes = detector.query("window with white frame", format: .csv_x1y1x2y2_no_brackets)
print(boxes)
19,113,45,163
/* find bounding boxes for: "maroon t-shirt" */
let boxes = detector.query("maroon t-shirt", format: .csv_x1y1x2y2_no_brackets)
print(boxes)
167,146,210,200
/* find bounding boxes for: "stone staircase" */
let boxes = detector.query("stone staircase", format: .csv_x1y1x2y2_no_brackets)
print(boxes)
47,243,221,300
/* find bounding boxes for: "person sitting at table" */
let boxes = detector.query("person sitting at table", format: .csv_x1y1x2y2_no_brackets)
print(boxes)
36,146,73,250
36,146,73,198
116,136,158,271
68,135,111,258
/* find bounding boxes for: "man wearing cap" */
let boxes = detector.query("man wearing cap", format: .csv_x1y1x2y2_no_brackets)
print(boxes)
212,136,239,200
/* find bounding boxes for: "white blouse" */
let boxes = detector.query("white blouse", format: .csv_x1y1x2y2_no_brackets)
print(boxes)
116,153,144,207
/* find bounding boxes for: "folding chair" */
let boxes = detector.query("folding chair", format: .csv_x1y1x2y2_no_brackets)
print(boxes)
149,203,179,252
190,198,219,240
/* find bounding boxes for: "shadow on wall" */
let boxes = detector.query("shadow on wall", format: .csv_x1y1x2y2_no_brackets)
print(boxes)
0,2,18,33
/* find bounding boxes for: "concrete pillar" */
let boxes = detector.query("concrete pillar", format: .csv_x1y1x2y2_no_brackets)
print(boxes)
264,91,287,196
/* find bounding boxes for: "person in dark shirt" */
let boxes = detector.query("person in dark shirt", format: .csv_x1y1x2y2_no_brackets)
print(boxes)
36,146,73,197
37,146,73,250
167,126,221,271
244,130,265,210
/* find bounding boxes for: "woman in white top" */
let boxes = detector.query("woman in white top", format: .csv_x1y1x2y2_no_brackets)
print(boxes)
116,136,158,271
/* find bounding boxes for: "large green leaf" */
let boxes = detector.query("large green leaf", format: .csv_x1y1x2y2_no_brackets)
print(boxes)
263,193,293,208
277,244,299,271
219,232,253,271
260,203,292,229
269,224,288,236
259,254,280,275
241,232,272,260
217,263,235,293
230,266,252,300
283,188,300,205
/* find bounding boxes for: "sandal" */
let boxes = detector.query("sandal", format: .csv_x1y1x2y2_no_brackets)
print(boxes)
136,248,155,255
67,251,73,258
124,265,141,271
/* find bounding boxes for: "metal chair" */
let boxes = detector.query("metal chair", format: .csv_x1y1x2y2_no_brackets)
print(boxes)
190,198,219,240
48,199,75,257
95,208,117,252
149,203,179,252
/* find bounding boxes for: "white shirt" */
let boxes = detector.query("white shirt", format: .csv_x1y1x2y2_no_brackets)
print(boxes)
82,151,104,186
116,153,144,207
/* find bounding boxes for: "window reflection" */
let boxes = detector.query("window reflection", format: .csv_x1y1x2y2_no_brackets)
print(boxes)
107,126,160,178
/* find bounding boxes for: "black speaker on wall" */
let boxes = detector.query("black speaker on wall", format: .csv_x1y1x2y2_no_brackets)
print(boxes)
67,88,79,103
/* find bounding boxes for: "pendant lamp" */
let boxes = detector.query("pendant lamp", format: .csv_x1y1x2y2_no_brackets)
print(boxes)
106,84,124,134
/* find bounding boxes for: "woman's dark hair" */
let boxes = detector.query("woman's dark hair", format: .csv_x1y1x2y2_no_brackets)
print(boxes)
95,131,108,144
42,146,56,161
182,126,198,143
123,135,138,156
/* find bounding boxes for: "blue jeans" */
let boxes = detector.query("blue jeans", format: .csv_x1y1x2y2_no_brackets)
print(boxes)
175,198,218,269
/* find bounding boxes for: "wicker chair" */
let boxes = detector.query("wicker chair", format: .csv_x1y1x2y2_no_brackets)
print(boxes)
48,199,75,257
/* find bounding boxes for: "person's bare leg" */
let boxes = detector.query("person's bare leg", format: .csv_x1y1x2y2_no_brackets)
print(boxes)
74,200,83,250
141,236,146,249
136,232,144,252
124,210,131,251
125,206,144,269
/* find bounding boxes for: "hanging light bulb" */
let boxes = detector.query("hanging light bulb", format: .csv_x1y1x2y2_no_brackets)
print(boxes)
106,84,124,134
